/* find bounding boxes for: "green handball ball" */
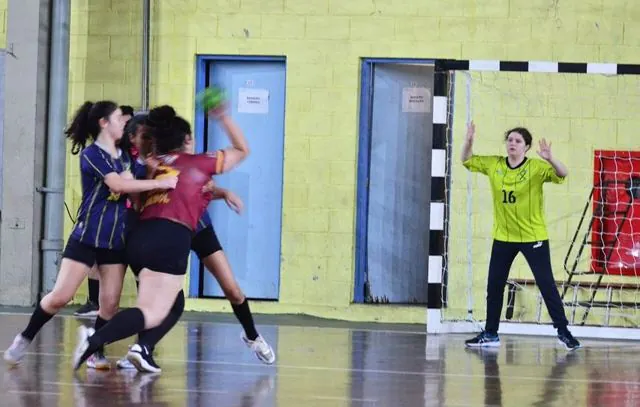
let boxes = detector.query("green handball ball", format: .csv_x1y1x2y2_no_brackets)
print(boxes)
196,86,226,112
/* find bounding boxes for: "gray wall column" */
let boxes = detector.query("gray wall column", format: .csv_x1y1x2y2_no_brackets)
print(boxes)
0,0,51,306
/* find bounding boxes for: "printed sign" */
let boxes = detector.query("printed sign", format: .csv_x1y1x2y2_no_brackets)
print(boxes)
238,88,269,114
402,87,431,113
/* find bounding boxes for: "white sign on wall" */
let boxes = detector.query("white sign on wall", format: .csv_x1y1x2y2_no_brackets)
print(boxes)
402,87,431,113
238,88,269,114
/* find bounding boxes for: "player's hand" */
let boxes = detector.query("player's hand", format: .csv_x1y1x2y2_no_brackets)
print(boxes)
537,138,553,161
208,102,228,120
156,176,178,190
202,180,216,193
224,190,244,214
466,121,476,143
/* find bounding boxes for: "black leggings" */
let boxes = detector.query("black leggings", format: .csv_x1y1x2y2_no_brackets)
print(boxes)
485,240,568,334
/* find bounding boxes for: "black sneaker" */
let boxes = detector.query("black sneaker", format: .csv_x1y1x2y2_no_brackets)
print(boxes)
465,332,500,348
126,344,161,373
557,330,581,351
74,300,99,317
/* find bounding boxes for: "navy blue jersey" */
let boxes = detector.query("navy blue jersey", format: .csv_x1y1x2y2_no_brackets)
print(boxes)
196,210,213,233
132,156,147,179
70,143,135,250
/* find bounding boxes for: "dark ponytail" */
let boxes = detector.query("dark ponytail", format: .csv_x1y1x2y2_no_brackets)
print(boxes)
143,105,192,156
65,100,118,155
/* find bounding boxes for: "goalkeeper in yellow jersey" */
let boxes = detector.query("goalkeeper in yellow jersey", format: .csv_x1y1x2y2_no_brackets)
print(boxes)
461,122,580,351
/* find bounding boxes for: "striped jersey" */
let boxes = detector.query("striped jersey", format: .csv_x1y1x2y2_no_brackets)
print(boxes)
70,143,141,250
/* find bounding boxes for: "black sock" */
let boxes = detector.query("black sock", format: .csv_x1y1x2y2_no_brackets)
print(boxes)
21,303,54,341
94,315,108,330
138,290,185,352
134,279,141,343
93,316,109,353
87,307,145,351
232,299,259,341
88,278,99,304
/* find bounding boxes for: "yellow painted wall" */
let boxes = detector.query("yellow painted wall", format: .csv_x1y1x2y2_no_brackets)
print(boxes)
58,0,640,327
0,0,5,47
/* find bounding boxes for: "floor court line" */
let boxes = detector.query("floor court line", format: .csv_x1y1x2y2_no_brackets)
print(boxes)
6,349,640,386
15,378,378,403
6,310,640,345
192,367,299,377
0,311,428,335
163,387,228,394
8,390,61,396
42,380,107,388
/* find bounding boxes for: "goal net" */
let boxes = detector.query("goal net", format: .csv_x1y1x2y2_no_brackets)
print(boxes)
431,65,640,339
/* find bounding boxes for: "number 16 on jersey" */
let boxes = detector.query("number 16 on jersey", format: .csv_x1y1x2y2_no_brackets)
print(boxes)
502,189,516,203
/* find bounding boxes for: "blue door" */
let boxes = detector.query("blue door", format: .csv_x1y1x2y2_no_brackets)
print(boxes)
364,63,435,304
192,59,286,300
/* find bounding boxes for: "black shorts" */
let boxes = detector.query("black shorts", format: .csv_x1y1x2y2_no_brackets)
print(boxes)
191,226,223,259
126,218,192,276
124,207,140,239
63,238,126,268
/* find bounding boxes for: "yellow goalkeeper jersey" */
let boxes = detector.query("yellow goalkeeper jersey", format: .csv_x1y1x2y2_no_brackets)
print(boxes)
463,155,565,243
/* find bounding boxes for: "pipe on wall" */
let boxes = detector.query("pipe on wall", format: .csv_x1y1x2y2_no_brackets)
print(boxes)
141,0,150,111
40,0,70,294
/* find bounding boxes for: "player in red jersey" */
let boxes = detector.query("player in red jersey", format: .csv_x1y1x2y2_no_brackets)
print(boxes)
116,112,275,373
73,105,249,370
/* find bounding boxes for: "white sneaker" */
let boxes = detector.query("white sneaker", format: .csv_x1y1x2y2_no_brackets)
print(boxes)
4,334,31,366
86,350,111,370
72,326,95,370
116,356,136,370
241,332,276,365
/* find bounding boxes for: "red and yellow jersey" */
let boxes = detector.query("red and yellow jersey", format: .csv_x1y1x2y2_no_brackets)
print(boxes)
140,151,224,230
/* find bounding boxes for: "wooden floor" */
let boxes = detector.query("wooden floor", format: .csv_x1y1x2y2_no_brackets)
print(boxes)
1,311,639,406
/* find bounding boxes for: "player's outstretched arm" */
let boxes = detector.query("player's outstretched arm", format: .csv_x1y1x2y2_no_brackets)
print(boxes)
537,138,568,177
461,121,475,162
208,104,250,173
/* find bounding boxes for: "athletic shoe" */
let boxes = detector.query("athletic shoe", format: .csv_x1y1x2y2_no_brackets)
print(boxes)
558,330,581,351
4,334,31,366
126,344,161,373
465,332,501,348
116,355,137,370
72,326,95,370
74,301,99,317
87,350,111,370
242,333,276,364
